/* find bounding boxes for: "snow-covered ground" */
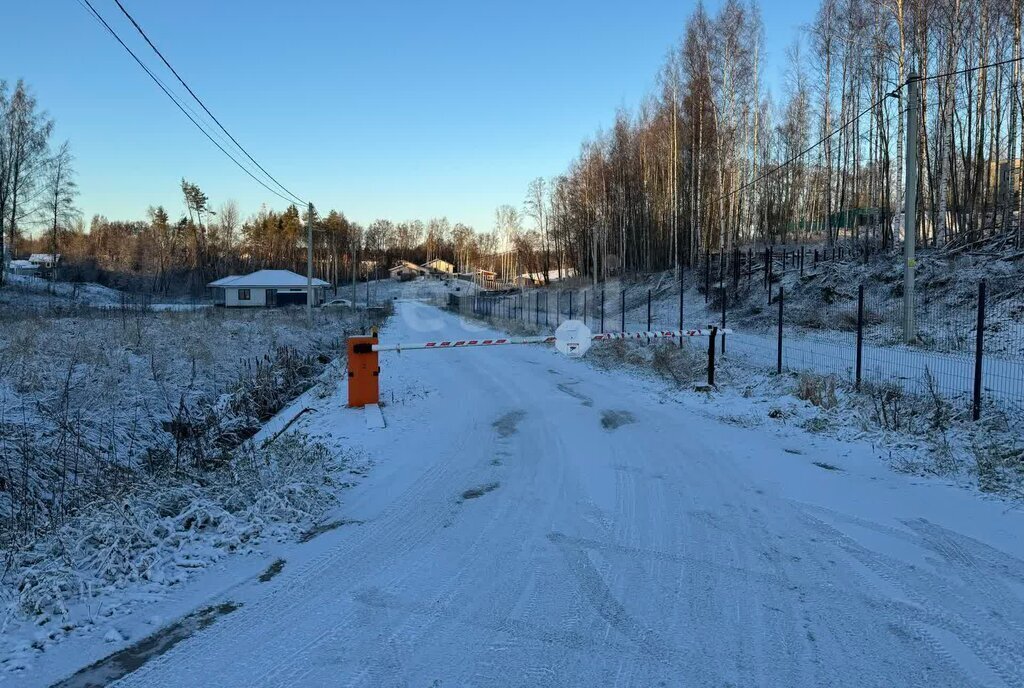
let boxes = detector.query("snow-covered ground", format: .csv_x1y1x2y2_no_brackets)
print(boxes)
19,297,1024,687
0,274,124,309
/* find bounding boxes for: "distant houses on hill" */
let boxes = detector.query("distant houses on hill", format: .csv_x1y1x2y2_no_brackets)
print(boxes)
388,258,456,281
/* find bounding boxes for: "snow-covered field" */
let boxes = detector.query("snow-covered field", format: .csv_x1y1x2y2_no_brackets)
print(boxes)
12,294,1024,687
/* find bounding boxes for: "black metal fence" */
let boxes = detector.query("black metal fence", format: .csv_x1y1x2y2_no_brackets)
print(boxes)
460,246,1023,421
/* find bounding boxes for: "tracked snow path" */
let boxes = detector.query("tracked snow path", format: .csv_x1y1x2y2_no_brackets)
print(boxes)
108,300,1024,688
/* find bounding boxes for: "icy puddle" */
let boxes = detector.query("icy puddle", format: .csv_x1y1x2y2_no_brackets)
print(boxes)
52,602,241,688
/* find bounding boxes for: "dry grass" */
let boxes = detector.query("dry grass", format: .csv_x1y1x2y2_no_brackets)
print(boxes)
796,373,839,409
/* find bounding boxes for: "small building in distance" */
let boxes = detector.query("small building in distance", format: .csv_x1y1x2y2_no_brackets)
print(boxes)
389,260,427,281
514,267,578,287
422,258,455,275
26,253,61,277
9,259,39,276
207,269,329,307
28,253,61,268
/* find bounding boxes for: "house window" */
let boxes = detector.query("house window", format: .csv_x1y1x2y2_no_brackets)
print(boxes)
238,289,251,301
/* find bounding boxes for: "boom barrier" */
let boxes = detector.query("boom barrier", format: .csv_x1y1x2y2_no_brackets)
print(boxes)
348,322,732,407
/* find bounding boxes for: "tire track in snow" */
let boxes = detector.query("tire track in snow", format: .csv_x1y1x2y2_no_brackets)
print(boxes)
797,510,1022,687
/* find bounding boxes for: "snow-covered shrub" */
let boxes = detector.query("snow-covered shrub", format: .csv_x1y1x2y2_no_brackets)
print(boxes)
5,432,344,619
0,306,365,554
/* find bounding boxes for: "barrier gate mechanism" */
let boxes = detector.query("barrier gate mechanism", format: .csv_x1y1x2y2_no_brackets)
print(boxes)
347,320,733,408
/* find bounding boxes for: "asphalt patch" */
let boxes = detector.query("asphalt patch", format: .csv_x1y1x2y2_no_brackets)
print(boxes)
299,518,366,543
52,602,241,687
493,410,526,438
461,482,500,501
601,409,636,430
258,558,286,582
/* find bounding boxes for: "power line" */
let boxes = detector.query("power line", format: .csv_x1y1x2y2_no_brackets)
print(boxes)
717,92,888,206
715,55,1024,210
918,55,1024,84
111,0,306,206
75,0,305,207
77,3,246,161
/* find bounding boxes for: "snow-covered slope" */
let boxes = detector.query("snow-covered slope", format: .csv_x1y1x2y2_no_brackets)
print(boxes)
0,274,124,309
35,300,1024,688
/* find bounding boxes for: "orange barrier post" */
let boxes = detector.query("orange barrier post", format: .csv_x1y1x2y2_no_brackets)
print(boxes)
347,336,379,407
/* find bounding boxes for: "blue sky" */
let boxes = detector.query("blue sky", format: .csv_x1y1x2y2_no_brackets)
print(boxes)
3,0,814,233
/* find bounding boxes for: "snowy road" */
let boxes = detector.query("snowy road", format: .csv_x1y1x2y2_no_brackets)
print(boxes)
106,301,1024,687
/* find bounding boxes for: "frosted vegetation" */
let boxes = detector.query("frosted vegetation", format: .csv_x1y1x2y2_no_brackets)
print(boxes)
0,303,373,620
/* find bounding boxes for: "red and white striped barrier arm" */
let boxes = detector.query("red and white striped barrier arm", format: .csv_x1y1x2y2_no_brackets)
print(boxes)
372,335,556,352
370,328,732,352
591,328,732,342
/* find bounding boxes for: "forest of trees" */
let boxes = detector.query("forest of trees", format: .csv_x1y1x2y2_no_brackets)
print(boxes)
22,197,508,296
3,0,1022,294
499,0,1024,285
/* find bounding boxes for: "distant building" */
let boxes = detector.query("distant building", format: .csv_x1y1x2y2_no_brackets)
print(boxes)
989,159,1023,201
9,259,39,275
207,269,329,307
28,253,61,268
516,267,577,287
389,260,427,281
422,258,455,274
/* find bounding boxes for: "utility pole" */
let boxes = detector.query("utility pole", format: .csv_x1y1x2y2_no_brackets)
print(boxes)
306,202,314,325
903,73,919,344
351,231,359,306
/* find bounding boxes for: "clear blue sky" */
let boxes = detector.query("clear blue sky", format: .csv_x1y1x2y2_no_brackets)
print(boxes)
3,0,813,233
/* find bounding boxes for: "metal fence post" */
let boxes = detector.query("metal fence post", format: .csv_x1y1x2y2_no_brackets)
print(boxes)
776,286,784,374
647,289,652,330
621,289,626,332
601,286,605,333
707,326,718,386
721,285,726,353
973,279,987,421
705,254,710,303
733,247,741,291
583,290,587,326
569,291,573,320
535,291,539,324
856,284,864,390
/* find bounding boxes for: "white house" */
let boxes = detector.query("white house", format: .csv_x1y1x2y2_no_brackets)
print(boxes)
421,258,455,274
207,269,329,307
389,260,427,281
29,253,61,268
